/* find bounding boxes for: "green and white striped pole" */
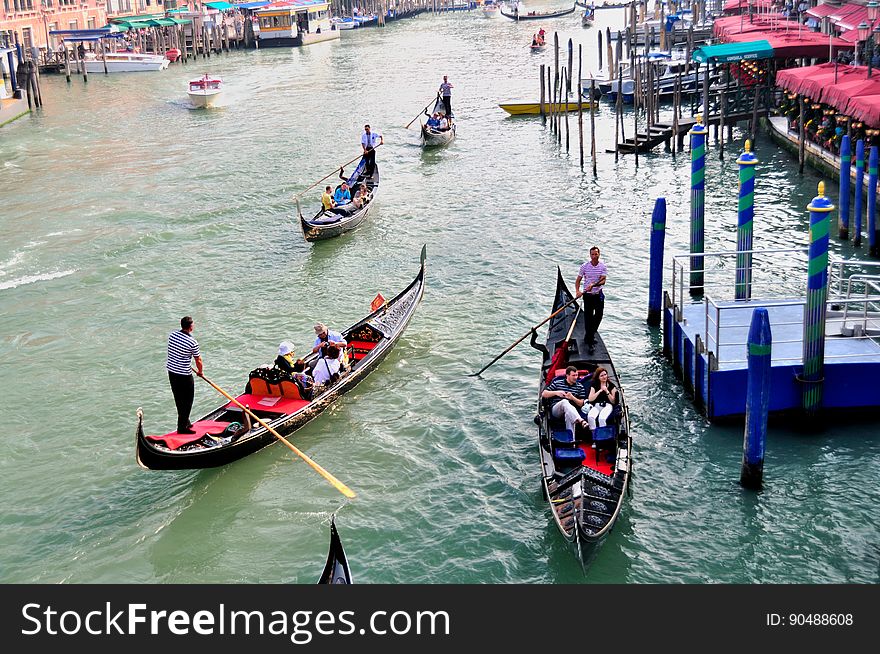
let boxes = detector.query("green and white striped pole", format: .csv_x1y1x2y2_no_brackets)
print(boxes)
801,182,834,418
690,115,707,296
736,140,758,301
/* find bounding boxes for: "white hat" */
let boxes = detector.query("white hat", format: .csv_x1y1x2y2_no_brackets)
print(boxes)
278,341,294,356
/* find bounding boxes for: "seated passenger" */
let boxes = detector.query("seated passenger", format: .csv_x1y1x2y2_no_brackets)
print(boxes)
426,112,441,129
321,185,336,211
438,115,449,130
274,341,296,374
313,344,343,386
292,358,315,399
532,34,540,47
585,366,618,430
541,365,589,435
353,183,371,208
334,182,351,205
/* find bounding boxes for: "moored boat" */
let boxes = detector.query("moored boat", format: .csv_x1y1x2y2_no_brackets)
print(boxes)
499,99,595,115
187,74,222,108
501,3,577,20
83,50,170,72
297,157,379,242
135,246,426,471
534,268,631,563
317,516,353,584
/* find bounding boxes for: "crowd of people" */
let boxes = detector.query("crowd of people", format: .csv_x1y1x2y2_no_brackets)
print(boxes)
776,92,880,156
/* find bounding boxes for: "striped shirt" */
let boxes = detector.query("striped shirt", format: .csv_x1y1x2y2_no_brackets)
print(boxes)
167,330,201,375
578,261,607,295
545,376,586,408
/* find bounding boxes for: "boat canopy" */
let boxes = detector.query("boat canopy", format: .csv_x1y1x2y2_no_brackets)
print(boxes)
205,1,236,8
692,40,774,64
237,1,272,7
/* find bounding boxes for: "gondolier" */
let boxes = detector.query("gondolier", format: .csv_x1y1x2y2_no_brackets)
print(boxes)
361,124,383,176
166,316,203,435
439,75,454,118
575,246,607,354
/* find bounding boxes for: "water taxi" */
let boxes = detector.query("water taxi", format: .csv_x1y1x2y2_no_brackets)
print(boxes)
82,51,169,73
255,0,340,48
188,74,223,108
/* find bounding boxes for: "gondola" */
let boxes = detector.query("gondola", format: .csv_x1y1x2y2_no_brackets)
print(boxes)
501,4,576,20
135,246,427,470
317,516,353,584
420,95,457,147
533,267,631,563
297,157,380,242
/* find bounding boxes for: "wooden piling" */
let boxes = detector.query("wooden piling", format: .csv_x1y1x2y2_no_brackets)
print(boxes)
564,68,570,153
798,94,805,174
567,39,573,95
540,64,546,120
578,45,584,169
590,78,597,177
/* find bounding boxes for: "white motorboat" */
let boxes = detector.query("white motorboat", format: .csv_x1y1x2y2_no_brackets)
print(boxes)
83,51,170,73
188,74,223,108
483,0,501,17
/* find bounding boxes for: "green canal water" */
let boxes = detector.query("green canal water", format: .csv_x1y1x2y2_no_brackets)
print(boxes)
1,11,878,584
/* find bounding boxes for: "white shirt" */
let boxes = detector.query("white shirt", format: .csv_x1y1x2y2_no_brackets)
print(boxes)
361,131,382,149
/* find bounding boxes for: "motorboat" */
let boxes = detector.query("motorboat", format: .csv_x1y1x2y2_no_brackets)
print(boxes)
188,74,223,108
83,50,170,73
483,0,501,17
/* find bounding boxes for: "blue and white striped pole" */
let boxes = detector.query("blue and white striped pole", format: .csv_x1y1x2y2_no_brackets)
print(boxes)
854,139,865,247
648,197,667,326
741,307,771,490
802,182,833,418
838,135,851,240
736,140,758,301
690,116,707,296
869,146,879,257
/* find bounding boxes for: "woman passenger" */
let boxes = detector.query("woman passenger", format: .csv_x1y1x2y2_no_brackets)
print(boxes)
586,366,617,430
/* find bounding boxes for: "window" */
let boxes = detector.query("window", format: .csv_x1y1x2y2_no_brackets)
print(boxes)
22,27,32,50
87,17,95,29
69,20,77,29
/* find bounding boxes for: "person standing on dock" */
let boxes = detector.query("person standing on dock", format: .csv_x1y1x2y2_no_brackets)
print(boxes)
439,75,454,118
166,316,203,435
361,124,383,177
575,246,607,354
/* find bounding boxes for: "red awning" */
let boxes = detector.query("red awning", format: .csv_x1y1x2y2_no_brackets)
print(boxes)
847,94,880,126
833,6,868,31
723,0,775,11
776,61,837,92
829,76,880,110
806,2,844,20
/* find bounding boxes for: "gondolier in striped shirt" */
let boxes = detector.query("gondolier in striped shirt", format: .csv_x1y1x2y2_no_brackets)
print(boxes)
167,316,203,435
438,75,454,119
575,246,607,354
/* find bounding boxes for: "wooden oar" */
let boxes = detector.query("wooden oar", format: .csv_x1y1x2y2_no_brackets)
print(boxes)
195,372,356,499
469,295,580,377
292,145,382,201
405,94,440,129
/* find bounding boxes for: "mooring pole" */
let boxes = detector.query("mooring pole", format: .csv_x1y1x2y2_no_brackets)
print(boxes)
838,134,851,241
868,145,879,257
689,115,707,296
647,197,667,326
736,140,758,301
854,139,865,247
741,307,771,491
801,182,833,419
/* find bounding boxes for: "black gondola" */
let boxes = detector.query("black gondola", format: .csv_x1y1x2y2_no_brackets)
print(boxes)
136,246,426,470
297,157,380,242
317,516,353,584
501,4,577,20
534,268,631,563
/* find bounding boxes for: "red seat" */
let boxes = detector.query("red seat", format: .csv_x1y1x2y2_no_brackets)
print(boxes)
348,339,379,361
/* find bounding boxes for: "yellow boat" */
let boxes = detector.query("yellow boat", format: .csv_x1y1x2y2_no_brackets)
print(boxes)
499,100,597,115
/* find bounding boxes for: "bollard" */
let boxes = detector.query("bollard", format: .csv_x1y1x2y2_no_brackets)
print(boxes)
801,182,834,419
689,115,707,296
869,146,879,257
838,135,851,240
854,139,865,247
736,140,758,301
741,307,771,490
647,198,667,326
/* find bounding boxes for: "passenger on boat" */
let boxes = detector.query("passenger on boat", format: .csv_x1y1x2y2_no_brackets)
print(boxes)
532,34,540,47
438,114,450,130
274,341,297,374
426,112,442,129
313,323,348,360
353,183,371,208
542,365,589,435
585,366,617,430
313,344,343,386
575,245,607,353
291,359,315,399
322,185,336,211
333,182,351,205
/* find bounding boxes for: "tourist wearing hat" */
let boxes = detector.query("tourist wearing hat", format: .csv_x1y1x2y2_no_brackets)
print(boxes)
311,323,347,355
274,341,296,374
312,322,348,386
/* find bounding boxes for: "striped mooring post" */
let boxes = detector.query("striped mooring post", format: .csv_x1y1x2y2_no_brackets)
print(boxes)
801,182,834,418
854,139,865,247
838,135,851,240
741,307,771,490
735,140,758,301
869,146,879,257
647,197,667,326
689,115,707,296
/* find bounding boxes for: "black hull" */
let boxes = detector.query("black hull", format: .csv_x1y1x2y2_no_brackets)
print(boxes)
536,268,631,561
299,161,379,242
317,516,353,584
501,6,576,20
136,247,427,471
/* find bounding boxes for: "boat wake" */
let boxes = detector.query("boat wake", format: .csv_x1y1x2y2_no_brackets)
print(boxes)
0,269,76,291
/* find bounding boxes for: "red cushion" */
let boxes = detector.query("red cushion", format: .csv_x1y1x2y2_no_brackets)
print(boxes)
146,420,230,450
227,393,309,415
